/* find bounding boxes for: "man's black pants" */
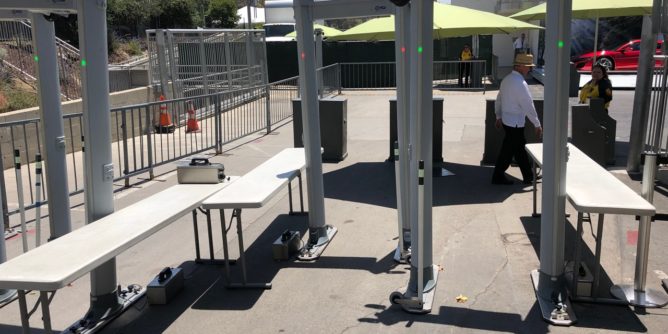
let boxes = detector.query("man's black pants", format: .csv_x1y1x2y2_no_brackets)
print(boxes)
493,124,532,182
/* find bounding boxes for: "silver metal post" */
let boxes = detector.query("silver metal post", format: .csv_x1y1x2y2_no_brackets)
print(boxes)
245,31,255,88
34,154,42,247
77,0,123,325
263,32,272,134
628,11,660,173
155,30,171,98
393,141,407,262
294,0,336,260
14,149,27,252
316,29,324,98
395,5,411,261
417,160,425,303
199,32,210,95
0,173,16,303
224,34,233,90
592,17,599,65
30,13,72,239
531,0,577,325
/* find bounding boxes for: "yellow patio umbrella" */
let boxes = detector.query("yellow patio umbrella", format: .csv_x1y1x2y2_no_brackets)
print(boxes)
285,24,342,39
510,0,653,65
329,3,543,41
510,0,653,21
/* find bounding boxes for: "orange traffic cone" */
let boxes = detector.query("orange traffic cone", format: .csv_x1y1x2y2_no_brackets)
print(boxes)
185,101,200,133
155,95,175,133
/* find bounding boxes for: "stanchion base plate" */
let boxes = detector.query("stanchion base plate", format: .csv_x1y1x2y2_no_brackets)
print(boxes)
530,270,577,326
65,287,145,334
610,284,668,308
393,245,410,264
390,265,439,314
297,226,337,261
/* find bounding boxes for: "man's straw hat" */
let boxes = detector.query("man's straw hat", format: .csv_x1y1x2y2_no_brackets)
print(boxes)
514,53,535,67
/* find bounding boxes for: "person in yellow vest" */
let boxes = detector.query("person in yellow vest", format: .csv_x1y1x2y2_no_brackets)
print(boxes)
579,64,613,111
459,44,473,88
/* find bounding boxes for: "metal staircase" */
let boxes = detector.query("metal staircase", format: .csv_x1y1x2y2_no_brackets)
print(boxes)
0,19,82,100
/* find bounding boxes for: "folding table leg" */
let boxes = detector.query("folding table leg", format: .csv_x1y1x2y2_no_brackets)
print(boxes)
226,208,271,289
17,290,29,334
572,212,584,297
288,179,294,214
192,210,201,262
219,209,233,284
298,172,304,213
40,291,52,333
205,210,214,260
592,214,605,296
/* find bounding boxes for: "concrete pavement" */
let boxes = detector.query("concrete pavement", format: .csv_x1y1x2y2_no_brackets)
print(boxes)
1,87,667,333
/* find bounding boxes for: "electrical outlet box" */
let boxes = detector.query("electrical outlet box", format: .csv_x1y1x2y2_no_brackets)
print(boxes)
571,262,594,297
147,267,184,305
272,230,301,261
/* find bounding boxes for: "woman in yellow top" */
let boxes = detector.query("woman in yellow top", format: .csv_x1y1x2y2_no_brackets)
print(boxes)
459,44,473,88
579,64,613,110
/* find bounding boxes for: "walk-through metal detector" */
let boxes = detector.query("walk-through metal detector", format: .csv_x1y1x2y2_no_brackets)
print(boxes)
611,0,668,307
293,0,438,313
0,1,142,332
531,0,577,325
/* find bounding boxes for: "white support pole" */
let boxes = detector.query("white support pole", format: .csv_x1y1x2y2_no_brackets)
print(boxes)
532,0,576,325
294,0,336,259
30,12,72,240
393,4,411,262
77,0,122,324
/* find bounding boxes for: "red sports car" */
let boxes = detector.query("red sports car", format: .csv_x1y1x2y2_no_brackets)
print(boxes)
572,39,663,71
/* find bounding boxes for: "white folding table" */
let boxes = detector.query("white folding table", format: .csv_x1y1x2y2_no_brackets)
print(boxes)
526,143,656,304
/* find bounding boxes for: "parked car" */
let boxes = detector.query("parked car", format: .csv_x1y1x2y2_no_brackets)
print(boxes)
571,39,663,71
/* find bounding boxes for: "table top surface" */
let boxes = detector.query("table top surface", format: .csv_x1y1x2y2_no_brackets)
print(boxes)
202,148,306,209
0,179,237,291
525,143,655,216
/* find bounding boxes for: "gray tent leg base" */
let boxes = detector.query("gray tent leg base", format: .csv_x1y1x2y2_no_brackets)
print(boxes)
0,288,16,305
65,286,144,334
531,270,577,326
298,225,337,261
610,284,668,308
393,245,411,264
389,265,439,314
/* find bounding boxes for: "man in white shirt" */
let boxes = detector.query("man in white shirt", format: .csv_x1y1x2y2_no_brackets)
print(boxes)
492,53,542,185
513,33,527,54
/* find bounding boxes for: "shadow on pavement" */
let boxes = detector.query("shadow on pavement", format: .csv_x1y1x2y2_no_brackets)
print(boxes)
357,302,550,333
323,161,520,209
519,216,647,332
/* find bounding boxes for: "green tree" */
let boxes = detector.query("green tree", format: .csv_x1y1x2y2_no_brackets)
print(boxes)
153,0,196,29
208,0,238,28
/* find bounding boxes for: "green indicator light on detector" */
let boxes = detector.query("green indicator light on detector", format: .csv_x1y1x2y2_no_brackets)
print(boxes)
81,59,87,67
33,55,39,62
558,40,564,48
417,46,423,53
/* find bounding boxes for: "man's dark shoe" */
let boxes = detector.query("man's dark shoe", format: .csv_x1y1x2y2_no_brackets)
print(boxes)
523,175,542,184
492,177,513,185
